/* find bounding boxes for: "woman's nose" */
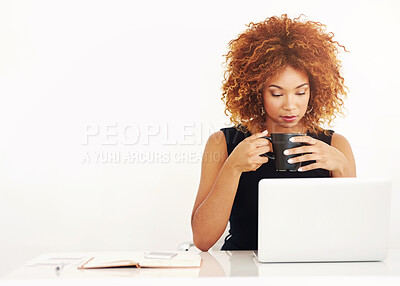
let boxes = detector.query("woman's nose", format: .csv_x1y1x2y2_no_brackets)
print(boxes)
283,94,295,110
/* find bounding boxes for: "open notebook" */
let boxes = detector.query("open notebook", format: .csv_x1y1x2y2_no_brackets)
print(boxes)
78,252,202,269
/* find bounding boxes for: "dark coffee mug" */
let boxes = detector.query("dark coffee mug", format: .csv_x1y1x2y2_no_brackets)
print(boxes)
261,133,306,172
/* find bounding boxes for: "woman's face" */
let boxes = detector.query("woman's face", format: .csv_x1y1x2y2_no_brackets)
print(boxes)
263,66,310,133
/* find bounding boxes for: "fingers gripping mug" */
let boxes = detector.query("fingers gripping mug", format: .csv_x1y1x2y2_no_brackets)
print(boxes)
262,133,306,172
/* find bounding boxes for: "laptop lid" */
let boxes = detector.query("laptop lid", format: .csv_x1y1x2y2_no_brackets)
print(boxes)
257,177,391,263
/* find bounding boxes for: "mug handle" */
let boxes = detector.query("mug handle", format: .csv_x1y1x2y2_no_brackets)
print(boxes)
261,136,274,160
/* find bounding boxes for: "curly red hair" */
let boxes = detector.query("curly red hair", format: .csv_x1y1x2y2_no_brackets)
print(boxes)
221,14,348,134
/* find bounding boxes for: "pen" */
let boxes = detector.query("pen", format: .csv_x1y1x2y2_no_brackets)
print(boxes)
55,263,64,272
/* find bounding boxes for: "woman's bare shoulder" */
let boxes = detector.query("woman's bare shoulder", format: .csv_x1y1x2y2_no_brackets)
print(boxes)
206,131,226,146
203,131,228,161
331,132,351,148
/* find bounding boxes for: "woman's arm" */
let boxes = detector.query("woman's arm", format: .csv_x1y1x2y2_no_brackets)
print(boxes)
191,130,270,251
330,133,356,177
191,131,240,252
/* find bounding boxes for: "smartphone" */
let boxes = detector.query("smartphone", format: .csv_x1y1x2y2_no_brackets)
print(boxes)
144,252,177,260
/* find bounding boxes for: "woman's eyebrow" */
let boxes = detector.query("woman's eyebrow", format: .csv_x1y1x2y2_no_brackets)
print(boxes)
268,83,309,89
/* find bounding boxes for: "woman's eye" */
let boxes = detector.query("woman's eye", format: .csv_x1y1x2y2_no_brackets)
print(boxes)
272,94,283,97
297,92,306,95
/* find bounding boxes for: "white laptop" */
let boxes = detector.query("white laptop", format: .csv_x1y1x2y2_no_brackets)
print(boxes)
256,177,391,263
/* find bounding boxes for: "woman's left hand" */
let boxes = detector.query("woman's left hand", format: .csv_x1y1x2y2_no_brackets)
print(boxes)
284,135,349,174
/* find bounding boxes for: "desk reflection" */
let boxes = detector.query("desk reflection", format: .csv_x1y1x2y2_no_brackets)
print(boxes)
198,251,258,277
200,251,388,277
228,251,259,277
76,266,200,279
198,252,226,277
256,259,388,276
5,250,392,280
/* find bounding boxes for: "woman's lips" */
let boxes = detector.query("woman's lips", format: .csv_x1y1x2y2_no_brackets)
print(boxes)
281,116,297,122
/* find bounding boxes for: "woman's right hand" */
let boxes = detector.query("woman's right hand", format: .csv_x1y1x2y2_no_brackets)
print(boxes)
226,130,271,173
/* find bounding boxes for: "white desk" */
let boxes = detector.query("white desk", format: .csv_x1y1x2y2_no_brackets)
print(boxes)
2,250,400,285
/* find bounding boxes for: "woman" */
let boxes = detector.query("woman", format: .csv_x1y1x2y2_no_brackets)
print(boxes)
191,15,356,252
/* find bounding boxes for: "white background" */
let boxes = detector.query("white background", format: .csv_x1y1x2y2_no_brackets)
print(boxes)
1,0,400,276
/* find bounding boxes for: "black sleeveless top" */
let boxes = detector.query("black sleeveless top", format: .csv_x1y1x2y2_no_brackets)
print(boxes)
220,126,334,250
